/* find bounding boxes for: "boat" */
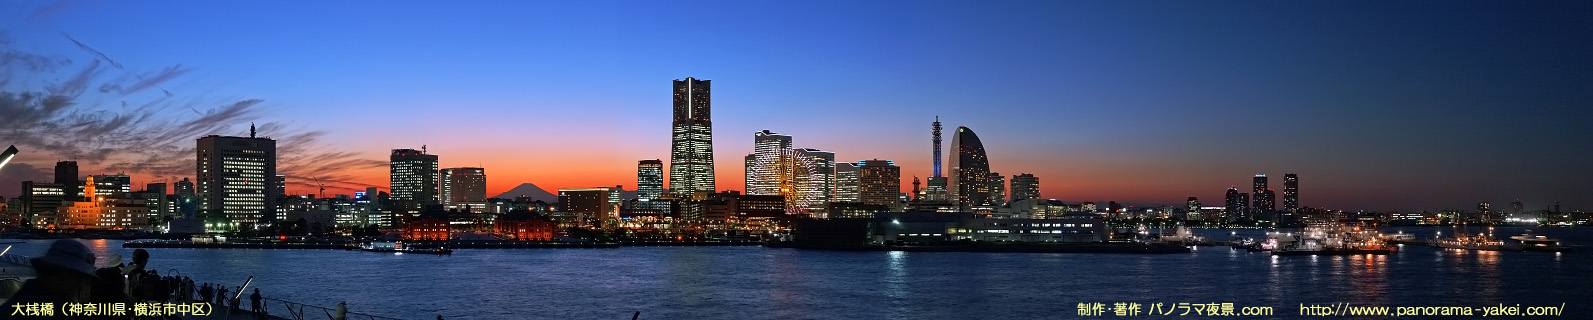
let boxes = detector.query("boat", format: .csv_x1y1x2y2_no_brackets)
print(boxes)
1270,223,1394,256
1506,232,1572,252
1432,233,1507,251
359,241,453,255
1379,232,1424,245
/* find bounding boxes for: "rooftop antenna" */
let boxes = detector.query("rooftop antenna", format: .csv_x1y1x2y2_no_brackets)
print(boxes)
422,144,428,154
250,122,256,138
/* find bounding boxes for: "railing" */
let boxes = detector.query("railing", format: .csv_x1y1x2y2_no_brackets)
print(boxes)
257,297,404,320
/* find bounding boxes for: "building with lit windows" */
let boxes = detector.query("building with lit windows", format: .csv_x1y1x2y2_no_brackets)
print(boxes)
1010,173,1040,203
494,210,557,241
947,126,994,211
744,134,836,216
858,159,901,211
559,187,622,228
636,160,666,210
835,162,861,202
1251,174,1273,215
670,77,715,195
196,125,277,232
744,130,792,195
440,167,487,205
390,148,439,207
1225,187,1249,221
88,174,131,197
988,172,1004,206
20,181,66,228
1282,173,1298,212
59,177,149,230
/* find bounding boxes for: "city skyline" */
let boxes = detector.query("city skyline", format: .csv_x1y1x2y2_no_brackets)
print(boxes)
1,1,1591,212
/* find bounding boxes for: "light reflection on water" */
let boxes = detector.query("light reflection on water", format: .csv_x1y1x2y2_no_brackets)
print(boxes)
0,226,1584,319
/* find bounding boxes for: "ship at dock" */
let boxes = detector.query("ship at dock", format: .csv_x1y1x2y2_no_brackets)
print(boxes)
1431,228,1572,252
1269,223,1394,256
359,241,454,255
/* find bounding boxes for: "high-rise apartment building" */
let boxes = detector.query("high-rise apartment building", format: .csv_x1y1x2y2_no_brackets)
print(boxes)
1282,173,1299,212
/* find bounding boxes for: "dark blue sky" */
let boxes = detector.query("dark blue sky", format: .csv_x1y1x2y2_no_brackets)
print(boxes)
2,0,1590,211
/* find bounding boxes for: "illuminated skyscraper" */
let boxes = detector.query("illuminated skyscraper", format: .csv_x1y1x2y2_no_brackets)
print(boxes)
744,130,792,195
947,126,993,211
1224,187,1248,221
390,148,439,205
858,159,901,211
988,172,1005,206
440,167,487,205
196,124,277,231
88,174,131,196
670,77,715,195
922,117,950,202
1010,173,1040,203
1282,173,1299,212
637,160,665,210
1251,174,1271,214
835,162,861,202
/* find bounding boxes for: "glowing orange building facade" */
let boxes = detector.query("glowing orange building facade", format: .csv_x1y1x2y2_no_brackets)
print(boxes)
493,210,557,241
404,211,450,240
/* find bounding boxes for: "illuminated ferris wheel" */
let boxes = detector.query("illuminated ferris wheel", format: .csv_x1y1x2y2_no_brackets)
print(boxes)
748,147,822,215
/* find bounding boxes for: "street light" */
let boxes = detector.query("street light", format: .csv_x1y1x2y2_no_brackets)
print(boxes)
0,145,16,171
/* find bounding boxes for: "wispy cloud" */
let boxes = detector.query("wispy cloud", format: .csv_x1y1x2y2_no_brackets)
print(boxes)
0,31,385,196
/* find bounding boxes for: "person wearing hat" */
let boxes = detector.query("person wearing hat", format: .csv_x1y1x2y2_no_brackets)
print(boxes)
0,239,98,319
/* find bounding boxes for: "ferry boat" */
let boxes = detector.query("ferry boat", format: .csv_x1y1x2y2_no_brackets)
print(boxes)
359,241,453,255
1379,232,1423,245
1506,233,1571,252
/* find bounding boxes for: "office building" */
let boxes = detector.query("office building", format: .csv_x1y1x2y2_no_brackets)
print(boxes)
390,148,439,206
744,130,793,196
670,77,715,195
440,167,487,205
989,172,1004,206
559,187,622,228
637,160,666,210
196,124,277,231
835,162,861,202
20,181,66,228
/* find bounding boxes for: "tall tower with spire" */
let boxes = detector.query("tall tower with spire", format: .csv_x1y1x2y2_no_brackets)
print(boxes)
932,116,942,177
923,117,950,202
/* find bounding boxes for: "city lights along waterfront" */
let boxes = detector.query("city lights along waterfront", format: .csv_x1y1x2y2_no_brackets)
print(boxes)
3,1,1592,319
2,227,1584,319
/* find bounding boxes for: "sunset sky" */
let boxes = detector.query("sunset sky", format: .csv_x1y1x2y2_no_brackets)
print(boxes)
1,0,1590,212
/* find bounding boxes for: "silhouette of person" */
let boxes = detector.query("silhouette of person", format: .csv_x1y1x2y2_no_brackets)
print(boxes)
250,288,264,319
0,240,98,320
